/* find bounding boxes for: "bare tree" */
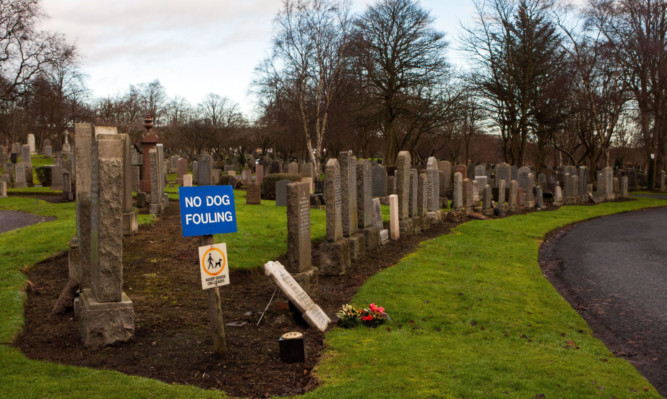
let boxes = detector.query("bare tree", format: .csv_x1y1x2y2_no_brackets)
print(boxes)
462,0,563,166
589,0,667,186
255,0,351,172
353,0,449,165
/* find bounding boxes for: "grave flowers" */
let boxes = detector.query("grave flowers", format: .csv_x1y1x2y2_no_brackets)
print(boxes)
337,303,389,328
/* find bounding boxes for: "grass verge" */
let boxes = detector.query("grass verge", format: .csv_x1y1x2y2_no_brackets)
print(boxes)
310,198,666,398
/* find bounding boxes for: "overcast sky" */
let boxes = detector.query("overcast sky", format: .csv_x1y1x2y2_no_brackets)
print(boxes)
41,0,478,118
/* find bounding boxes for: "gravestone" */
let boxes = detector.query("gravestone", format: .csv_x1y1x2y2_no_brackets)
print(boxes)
170,155,178,173
287,182,312,273
321,159,349,275
44,145,52,158
396,151,411,220
287,162,299,175
535,186,544,208
454,164,467,179
299,162,314,179
475,164,486,178
21,144,31,165
525,173,535,207
418,172,428,216
604,166,615,200
241,168,252,184
472,180,480,208
553,186,563,206
508,180,518,212
475,175,488,190
620,176,629,198
276,179,290,207
0,181,6,197
482,184,493,216
372,198,384,230
453,172,463,210
324,159,342,241
356,160,373,229
498,179,506,205
192,160,199,185
14,164,27,188
270,160,280,174
182,174,193,187
410,168,418,217
538,173,547,191
389,194,399,240
74,123,93,287
149,149,162,215
121,134,137,235
518,167,531,191
51,164,64,190
578,166,588,199
467,165,475,180
176,158,187,185
62,171,73,201
246,182,261,205
264,261,329,330
27,134,36,154
495,163,511,188
256,164,264,185
511,166,518,181
427,157,439,211
372,164,387,196
438,160,452,194
463,178,473,209
339,151,358,237
198,154,212,186
132,166,140,192
77,132,135,350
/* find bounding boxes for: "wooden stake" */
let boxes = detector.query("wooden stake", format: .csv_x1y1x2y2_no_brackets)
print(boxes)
201,234,226,357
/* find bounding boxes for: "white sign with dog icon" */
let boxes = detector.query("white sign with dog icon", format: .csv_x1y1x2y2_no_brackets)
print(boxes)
198,243,230,290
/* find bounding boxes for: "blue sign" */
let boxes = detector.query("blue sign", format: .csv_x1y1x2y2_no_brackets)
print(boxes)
179,185,238,237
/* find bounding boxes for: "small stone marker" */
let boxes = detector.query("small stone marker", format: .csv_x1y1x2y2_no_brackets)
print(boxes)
198,243,230,290
389,194,399,240
183,174,193,187
264,261,331,332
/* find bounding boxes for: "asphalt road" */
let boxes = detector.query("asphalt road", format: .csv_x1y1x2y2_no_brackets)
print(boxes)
0,210,50,234
553,207,667,395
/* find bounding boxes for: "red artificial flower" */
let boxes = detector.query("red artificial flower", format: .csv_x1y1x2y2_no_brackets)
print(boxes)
369,303,377,312
362,315,373,321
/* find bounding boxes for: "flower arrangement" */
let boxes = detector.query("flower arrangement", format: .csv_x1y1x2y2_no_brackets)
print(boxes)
337,303,389,328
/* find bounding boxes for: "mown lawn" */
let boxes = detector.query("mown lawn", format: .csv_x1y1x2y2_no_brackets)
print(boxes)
0,191,664,398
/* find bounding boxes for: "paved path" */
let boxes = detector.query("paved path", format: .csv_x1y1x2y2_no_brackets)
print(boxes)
552,207,667,395
0,210,51,234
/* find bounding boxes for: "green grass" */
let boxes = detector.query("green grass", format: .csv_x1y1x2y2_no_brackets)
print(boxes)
631,190,667,195
310,198,666,398
1,192,665,398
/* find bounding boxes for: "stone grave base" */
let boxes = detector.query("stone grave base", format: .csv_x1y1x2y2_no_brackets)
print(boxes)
292,267,319,296
399,219,413,238
412,217,422,235
149,203,162,215
427,210,444,223
446,209,467,223
75,289,135,350
348,233,366,261
319,240,350,275
122,212,138,236
14,182,28,188
361,227,380,252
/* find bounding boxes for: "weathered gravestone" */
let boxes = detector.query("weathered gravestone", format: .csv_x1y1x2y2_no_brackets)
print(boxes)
286,182,313,281
372,164,387,197
275,179,290,207
508,180,518,212
396,151,411,220
62,171,73,201
14,164,27,188
246,182,261,205
357,160,373,229
410,168,418,218
452,172,463,210
182,174,193,187
21,144,31,165
255,164,264,185
339,151,358,237
198,154,212,187
438,160,452,195
427,157,439,211
287,162,299,175
76,133,135,350
176,158,187,185
321,159,349,275
27,134,36,154
264,261,330,331
372,198,388,245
